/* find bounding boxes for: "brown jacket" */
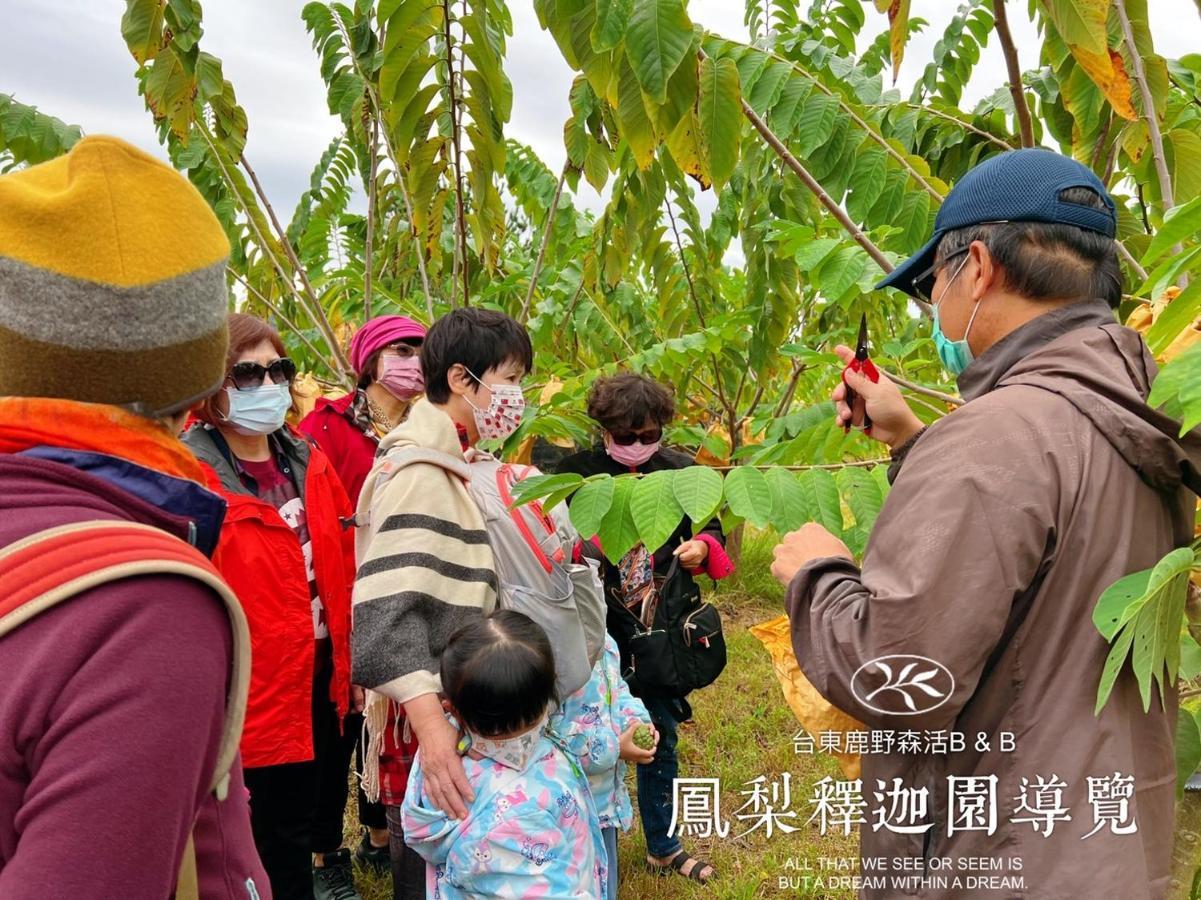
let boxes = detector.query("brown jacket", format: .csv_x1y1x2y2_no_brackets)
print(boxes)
787,301,1201,899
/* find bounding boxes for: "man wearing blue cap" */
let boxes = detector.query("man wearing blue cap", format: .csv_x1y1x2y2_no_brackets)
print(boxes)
771,149,1201,898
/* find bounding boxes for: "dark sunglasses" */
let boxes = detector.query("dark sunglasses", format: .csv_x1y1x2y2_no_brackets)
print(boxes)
610,427,662,446
913,246,969,304
228,358,297,391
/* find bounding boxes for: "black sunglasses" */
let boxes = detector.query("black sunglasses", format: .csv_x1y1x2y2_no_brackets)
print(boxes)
228,358,297,391
610,427,662,446
913,246,969,304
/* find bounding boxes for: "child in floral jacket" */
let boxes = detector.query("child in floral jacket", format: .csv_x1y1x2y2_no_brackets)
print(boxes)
552,633,657,899
401,611,606,899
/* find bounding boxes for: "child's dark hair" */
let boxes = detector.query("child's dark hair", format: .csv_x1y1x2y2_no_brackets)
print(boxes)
421,308,533,404
440,610,558,737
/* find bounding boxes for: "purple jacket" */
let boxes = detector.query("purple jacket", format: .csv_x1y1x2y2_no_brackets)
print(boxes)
0,451,268,899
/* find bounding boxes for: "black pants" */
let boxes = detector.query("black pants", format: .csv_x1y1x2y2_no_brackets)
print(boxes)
245,761,318,900
310,706,388,853
386,804,428,900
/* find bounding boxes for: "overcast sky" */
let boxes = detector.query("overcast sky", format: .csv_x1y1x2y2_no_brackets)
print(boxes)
4,1,1199,222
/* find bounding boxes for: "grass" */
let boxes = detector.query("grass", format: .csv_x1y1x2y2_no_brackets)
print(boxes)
344,528,858,898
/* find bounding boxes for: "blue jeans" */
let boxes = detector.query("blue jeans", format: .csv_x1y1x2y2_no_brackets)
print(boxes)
602,826,618,900
636,695,685,859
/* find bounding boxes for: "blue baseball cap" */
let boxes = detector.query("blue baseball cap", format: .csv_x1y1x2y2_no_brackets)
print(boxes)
877,148,1117,298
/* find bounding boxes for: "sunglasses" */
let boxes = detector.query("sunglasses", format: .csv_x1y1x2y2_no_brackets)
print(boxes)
228,358,297,391
610,427,662,446
913,247,969,304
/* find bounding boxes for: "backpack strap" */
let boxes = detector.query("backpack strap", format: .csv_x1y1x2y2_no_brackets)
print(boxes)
0,519,251,801
494,463,563,573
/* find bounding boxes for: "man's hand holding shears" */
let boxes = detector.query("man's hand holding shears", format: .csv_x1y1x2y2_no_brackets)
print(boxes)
832,315,924,451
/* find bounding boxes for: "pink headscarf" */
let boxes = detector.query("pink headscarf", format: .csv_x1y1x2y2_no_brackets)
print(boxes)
349,315,427,376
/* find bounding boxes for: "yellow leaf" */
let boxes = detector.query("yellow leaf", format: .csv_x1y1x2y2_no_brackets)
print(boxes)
749,616,865,780
885,0,910,84
1070,45,1137,120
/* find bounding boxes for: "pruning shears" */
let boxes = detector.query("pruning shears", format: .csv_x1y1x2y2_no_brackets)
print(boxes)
842,314,880,434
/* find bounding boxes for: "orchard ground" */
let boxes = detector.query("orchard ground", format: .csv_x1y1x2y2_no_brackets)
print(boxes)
342,529,1201,899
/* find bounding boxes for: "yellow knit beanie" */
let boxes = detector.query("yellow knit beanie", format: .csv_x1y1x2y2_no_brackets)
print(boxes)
0,135,230,416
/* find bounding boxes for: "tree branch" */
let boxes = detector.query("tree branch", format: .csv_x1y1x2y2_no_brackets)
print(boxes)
443,0,469,306
879,366,963,407
521,161,568,323
240,154,354,377
364,113,379,321
906,103,1015,150
992,0,1035,147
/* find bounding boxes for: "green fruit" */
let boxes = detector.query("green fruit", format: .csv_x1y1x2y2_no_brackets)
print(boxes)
633,724,654,750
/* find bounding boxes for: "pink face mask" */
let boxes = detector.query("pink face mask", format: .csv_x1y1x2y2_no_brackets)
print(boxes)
606,437,660,467
378,355,424,400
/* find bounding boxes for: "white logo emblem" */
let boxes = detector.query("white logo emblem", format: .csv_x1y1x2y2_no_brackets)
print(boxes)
850,655,954,716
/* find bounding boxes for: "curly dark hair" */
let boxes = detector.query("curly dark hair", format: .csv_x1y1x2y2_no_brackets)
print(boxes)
586,373,675,433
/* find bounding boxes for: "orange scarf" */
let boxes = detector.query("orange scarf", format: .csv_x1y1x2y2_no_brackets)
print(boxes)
0,397,206,483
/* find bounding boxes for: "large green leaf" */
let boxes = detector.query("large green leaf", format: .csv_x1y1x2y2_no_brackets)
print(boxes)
797,468,843,537
616,56,656,168
673,466,724,526
698,55,741,190
122,0,166,65
1175,707,1201,797
723,465,773,528
1143,197,1201,266
625,0,694,104
591,0,633,53
1093,568,1153,640
630,469,684,554
1146,280,1201,356
569,477,616,540
1148,342,1201,435
765,467,808,533
597,475,641,563
1041,0,1108,55
836,466,885,533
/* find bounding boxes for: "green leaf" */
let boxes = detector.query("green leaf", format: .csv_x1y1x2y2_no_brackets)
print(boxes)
597,475,641,563
1175,707,1201,797
797,469,842,537
1041,0,1108,55
625,0,693,105
1181,634,1201,681
630,470,684,554
765,468,808,532
569,477,615,539
1142,196,1201,266
1093,568,1153,640
590,0,633,53
507,472,582,507
122,0,166,65
836,466,885,532
723,466,773,528
698,55,741,190
673,466,724,526
1146,281,1201,355
616,56,656,168
1125,548,1195,710
1095,624,1136,715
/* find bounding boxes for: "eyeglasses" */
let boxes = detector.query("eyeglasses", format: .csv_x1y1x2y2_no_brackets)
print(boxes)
228,358,297,391
913,247,969,304
610,427,662,446
381,342,420,359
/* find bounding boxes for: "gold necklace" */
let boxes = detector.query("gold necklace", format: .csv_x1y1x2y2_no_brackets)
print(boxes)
366,395,393,433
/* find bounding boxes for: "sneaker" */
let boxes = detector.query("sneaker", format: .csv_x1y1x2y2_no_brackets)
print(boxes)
313,848,362,900
354,832,390,875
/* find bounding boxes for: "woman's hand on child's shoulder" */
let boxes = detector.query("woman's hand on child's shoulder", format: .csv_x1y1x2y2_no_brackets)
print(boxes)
618,721,658,765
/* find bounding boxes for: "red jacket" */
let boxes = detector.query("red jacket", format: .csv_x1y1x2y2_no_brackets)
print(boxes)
298,393,378,506
183,425,355,769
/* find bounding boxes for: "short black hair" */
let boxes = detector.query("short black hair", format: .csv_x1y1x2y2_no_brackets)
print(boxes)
934,186,1123,308
421,308,533,404
587,373,676,433
440,610,557,737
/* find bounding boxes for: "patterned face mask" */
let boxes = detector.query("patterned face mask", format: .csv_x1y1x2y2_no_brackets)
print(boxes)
464,711,549,770
463,367,526,441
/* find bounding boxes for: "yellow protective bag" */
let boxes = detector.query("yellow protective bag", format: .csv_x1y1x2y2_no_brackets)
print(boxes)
749,614,865,780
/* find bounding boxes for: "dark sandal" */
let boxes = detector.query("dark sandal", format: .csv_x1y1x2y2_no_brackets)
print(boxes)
647,851,716,883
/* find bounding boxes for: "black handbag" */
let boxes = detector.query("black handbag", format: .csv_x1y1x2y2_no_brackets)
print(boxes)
616,558,727,699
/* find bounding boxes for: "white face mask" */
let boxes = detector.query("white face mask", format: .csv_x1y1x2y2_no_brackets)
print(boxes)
223,383,290,436
463,367,525,442
465,711,548,771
